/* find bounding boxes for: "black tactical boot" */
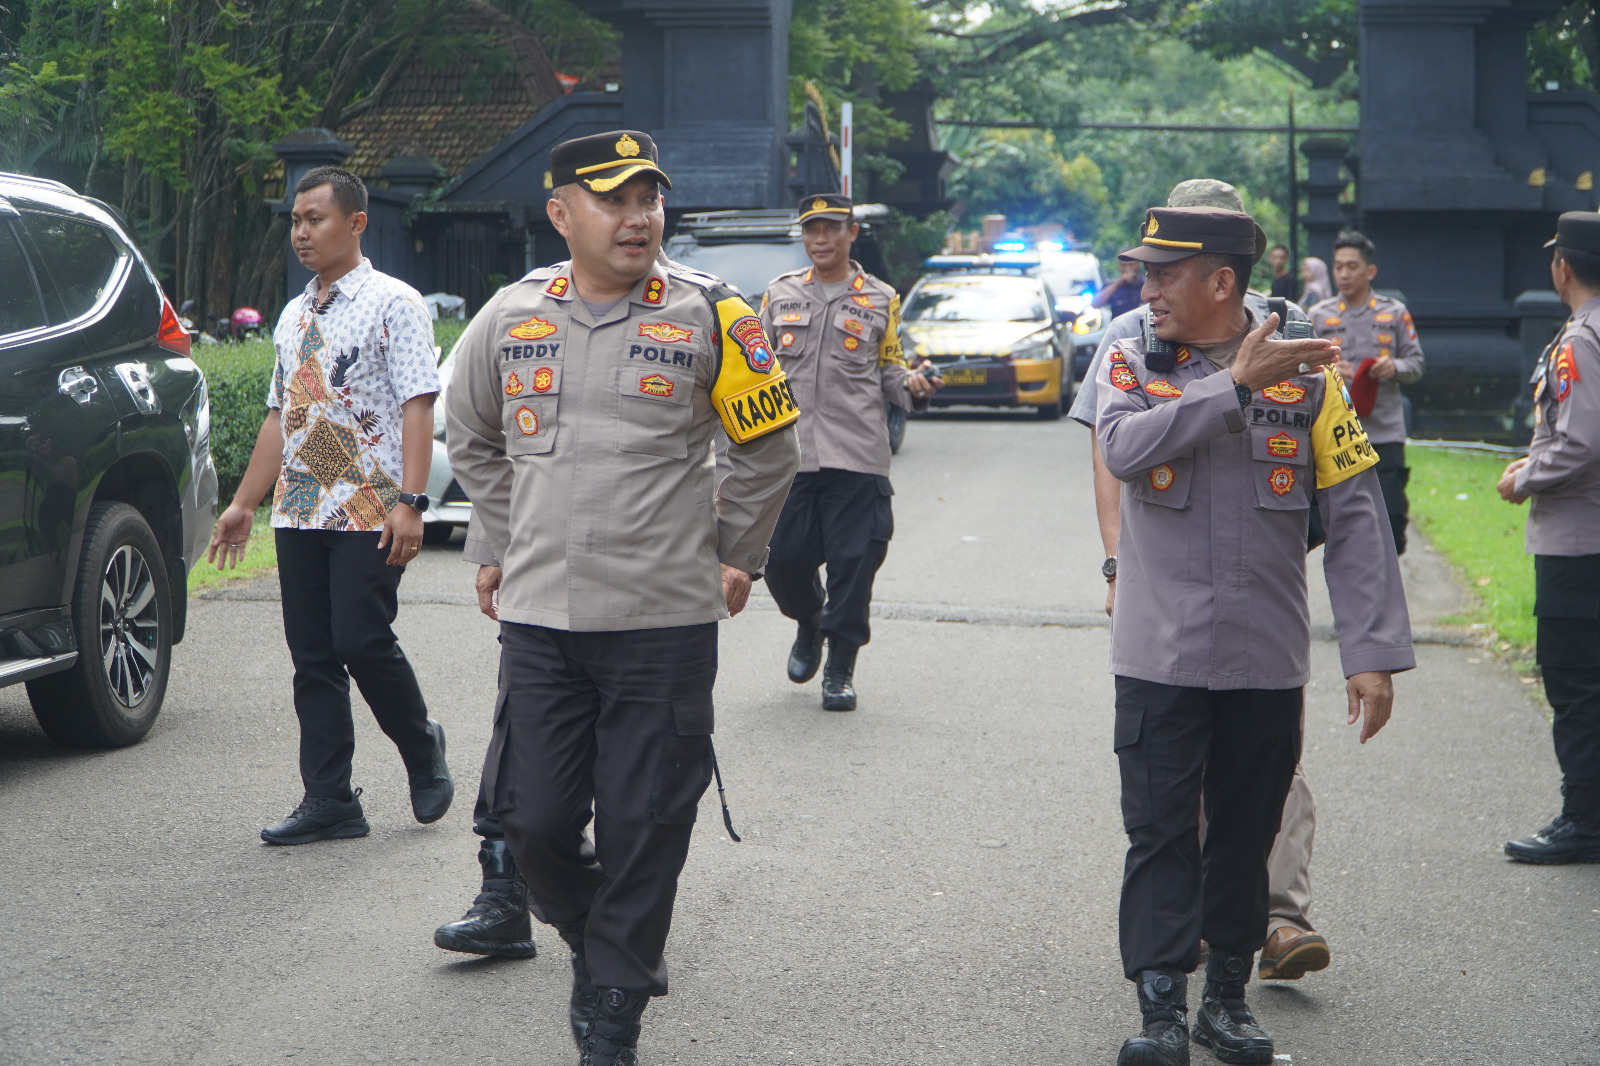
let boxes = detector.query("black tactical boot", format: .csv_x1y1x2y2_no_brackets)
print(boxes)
408,719,455,824
433,840,537,958
260,789,369,845
787,617,824,683
821,638,859,711
578,987,649,1066
557,918,598,1051
1192,947,1273,1064
1505,784,1600,864
1118,969,1189,1066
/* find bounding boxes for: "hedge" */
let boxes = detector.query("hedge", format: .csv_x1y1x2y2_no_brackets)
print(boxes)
195,320,461,501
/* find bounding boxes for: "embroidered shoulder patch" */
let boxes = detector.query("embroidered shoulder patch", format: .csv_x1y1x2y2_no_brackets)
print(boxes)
729,315,776,374
1145,379,1183,398
1555,341,1582,401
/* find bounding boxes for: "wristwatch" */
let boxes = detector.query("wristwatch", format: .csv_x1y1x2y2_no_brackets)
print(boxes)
1101,556,1117,581
398,492,430,514
1234,382,1252,408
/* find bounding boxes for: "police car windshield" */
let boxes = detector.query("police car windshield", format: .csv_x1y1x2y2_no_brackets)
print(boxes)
664,240,812,301
903,277,1047,323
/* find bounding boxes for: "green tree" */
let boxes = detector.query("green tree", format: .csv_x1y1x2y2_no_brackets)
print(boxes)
946,130,1109,235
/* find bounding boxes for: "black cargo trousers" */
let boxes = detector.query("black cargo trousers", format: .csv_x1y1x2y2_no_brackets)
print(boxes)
765,468,894,648
483,621,717,996
1536,555,1600,791
1113,677,1303,979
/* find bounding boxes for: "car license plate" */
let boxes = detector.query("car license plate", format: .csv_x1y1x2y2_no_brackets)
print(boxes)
944,368,987,386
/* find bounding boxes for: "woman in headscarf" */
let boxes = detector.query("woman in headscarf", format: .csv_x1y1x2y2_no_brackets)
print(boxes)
1299,256,1332,306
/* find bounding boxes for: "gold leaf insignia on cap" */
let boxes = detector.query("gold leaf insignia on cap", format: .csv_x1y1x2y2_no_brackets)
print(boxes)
1147,213,1160,236
616,133,640,157
812,198,827,213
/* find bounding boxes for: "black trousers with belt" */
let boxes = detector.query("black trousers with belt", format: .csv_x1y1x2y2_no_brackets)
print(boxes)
1114,677,1303,979
1536,555,1600,790
485,621,717,996
275,528,435,799
765,468,893,648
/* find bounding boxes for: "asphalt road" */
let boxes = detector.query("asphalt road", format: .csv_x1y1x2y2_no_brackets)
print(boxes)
2,407,1597,1066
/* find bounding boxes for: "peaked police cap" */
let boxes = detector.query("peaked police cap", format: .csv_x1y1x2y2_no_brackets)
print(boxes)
550,131,671,193
1118,206,1269,265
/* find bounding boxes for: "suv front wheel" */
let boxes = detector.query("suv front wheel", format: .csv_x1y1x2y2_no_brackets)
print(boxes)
28,502,173,747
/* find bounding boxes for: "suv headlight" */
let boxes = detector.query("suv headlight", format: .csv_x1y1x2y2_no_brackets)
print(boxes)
1010,342,1054,362
1072,307,1104,335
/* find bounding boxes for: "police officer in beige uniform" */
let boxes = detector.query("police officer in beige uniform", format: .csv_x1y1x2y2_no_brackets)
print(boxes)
1307,231,1425,553
1497,211,1600,864
1071,180,1330,985
759,193,941,710
445,131,800,1066
1096,207,1414,1066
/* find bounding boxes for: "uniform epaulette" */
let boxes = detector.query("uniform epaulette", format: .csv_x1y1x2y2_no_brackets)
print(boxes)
663,260,721,291
769,267,811,283
1307,296,1339,314
516,263,567,285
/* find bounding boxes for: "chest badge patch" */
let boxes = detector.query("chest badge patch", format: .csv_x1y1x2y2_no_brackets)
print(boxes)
509,316,557,340
1267,432,1299,458
730,315,776,374
1269,465,1296,495
505,372,524,397
780,332,795,347
782,312,803,323
1323,315,1342,326
642,277,665,305
851,294,874,308
515,406,538,436
1262,381,1306,404
1149,464,1175,491
843,336,860,351
1375,312,1395,323
1145,379,1183,398
532,366,555,393
1555,341,1582,401
1378,332,1394,345
639,373,675,398
544,277,569,298
639,322,692,343
843,318,864,335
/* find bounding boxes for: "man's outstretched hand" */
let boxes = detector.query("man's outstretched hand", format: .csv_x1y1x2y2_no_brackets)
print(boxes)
1346,670,1394,744
1231,313,1340,393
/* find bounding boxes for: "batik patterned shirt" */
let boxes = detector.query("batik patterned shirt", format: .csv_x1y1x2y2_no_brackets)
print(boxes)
266,258,440,530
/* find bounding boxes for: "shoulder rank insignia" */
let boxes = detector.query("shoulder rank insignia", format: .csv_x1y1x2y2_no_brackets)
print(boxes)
515,406,538,436
1175,346,1192,365
532,366,555,393
1149,464,1174,491
504,371,524,397
1110,354,1140,392
1267,432,1298,458
642,277,665,305
1262,381,1306,404
1555,341,1582,401
729,315,776,374
1269,465,1296,495
802,268,813,284
639,373,674,398
509,316,557,340
639,322,692,343
851,294,874,308
842,336,859,351
1145,379,1183,398
851,275,865,292
544,277,569,298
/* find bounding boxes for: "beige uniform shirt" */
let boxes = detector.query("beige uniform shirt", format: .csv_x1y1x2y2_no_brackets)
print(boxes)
759,263,919,476
445,257,800,632
1518,295,1600,556
1095,318,1414,689
1307,292,1424,445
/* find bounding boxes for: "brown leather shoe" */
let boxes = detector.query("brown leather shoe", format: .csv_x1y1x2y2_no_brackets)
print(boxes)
1258,927,1329,980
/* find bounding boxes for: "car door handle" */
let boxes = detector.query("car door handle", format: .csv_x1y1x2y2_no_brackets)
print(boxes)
58,367,98,406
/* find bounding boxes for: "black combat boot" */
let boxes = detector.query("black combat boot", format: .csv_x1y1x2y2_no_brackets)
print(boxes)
821,638,859,711
1505,784,1600,864
1192,947,1273,1064
787,617,824,683
578,987,649,1066
556,918,598,1050
1118,969,1189,1066
433,840,537,958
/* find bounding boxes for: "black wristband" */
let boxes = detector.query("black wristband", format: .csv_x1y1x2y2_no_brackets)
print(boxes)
1234,382,1252,408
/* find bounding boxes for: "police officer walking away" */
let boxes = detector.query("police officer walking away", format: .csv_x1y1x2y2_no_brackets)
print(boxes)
1498,211,1600,864
1097,207,1414,1066
444,131,800,1065
1307,231,1425,553
759,194,941,711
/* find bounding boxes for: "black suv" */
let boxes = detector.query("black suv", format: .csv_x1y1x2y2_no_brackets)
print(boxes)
1,172,216,746
663,204,891,302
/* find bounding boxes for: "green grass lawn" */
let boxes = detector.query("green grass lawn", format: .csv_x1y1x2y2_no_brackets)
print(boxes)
1407,446,1535,652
